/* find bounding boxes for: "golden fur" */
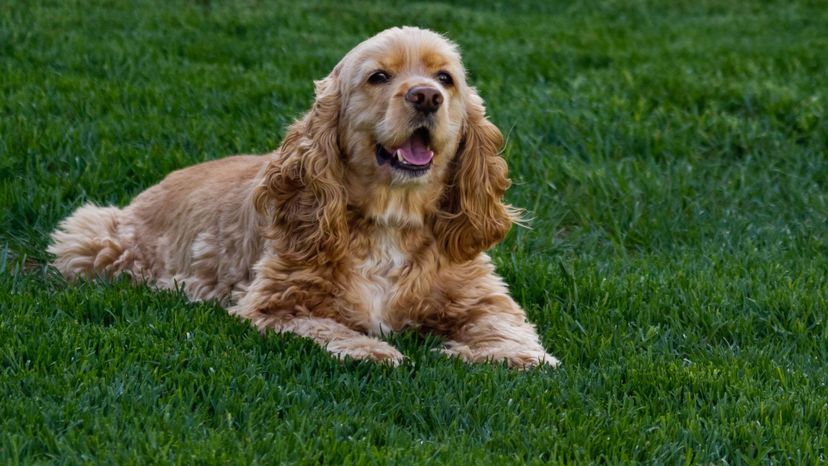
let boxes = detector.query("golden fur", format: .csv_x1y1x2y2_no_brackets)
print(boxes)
49,27,559,368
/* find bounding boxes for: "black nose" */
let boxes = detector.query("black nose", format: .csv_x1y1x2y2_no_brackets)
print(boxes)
405,86,443,114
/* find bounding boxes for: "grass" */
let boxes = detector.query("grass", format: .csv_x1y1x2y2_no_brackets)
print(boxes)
2,0,827,463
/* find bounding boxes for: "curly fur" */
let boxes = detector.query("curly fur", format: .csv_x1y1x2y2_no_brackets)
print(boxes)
49,27,559,368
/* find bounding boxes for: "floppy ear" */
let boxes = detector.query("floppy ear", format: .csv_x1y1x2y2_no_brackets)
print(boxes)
254,69,348,264
434,89,518,262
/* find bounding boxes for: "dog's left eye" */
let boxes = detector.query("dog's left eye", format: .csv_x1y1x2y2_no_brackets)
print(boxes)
435,71,454,87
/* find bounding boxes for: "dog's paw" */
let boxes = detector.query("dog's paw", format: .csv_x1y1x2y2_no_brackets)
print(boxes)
327,336,405,366
441,341,560,369
503,349,561,369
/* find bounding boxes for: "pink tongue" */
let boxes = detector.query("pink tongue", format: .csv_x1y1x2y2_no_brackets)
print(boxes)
396,133,433,165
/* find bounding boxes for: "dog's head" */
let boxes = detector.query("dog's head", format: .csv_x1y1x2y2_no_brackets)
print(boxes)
256,27,517,263
336,27,467,188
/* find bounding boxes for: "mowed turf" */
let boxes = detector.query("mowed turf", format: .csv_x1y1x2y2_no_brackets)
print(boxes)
2,0,827,463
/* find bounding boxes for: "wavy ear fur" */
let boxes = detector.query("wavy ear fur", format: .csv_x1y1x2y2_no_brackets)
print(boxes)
434,89,518,262
254,69,347,264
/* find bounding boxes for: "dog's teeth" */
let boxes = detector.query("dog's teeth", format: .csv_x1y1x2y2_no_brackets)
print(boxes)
395,150,405,162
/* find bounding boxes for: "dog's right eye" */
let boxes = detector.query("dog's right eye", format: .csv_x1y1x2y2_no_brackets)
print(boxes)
367,71,391,85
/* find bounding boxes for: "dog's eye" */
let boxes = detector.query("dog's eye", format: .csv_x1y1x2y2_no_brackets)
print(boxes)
435,71,454,87
368,71,391,85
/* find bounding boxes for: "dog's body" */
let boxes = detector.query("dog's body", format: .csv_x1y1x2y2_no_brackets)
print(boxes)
49,27,559,368
51,155,266,303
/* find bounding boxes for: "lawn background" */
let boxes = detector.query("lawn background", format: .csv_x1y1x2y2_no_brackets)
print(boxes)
1,0,827,463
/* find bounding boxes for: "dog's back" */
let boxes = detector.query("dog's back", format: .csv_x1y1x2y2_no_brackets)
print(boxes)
49,155,268,304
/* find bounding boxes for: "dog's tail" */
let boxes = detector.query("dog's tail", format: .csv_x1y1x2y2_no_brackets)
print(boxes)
48,203,131,280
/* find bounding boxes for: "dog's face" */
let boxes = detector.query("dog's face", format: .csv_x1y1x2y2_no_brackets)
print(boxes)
337,27,468,187
259,27,513,262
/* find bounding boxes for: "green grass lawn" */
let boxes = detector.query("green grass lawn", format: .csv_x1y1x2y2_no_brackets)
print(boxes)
2,0,827,463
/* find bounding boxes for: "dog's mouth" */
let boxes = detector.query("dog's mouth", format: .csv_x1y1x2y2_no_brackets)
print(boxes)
375,127,434,177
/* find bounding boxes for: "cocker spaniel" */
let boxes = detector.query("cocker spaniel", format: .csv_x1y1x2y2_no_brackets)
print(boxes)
49,27,560,368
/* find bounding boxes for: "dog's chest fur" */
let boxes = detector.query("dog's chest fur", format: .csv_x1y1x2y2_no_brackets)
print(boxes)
351,228,410,335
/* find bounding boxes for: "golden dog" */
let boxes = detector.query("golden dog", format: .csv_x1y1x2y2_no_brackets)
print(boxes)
50,27,559,368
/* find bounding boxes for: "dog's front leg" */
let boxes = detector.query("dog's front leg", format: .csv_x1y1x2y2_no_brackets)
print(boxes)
264,315,404,365
237,311,405,365
438,293,560,369
230,279,404,365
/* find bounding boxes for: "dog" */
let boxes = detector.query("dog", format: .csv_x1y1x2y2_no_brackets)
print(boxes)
49,27,559,368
